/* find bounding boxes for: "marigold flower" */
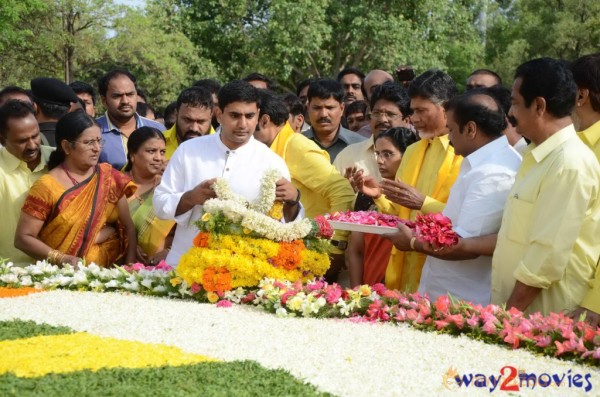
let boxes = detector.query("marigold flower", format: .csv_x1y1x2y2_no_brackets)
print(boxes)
193,232,210,248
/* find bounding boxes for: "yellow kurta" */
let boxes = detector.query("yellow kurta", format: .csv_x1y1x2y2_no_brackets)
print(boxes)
270,123,356,253
0,146,52,266
492,125,600,315
375,135,462,291
164,124,215,160
577,120,600,314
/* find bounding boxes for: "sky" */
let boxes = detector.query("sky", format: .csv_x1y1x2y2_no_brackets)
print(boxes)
114,0,146,8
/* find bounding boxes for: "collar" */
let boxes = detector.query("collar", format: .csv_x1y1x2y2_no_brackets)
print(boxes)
0,146,49,172
306,125,346,147
578,120,600,147
426,134,451,150
104,111,141,134
465,135,509,168
270,122,296,157
216,132,257,155
529,124,575,163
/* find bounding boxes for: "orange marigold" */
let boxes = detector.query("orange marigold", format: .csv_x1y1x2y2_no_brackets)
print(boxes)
272,240,305,271
201,267,232,293
0,287,43,298
193,232,210,248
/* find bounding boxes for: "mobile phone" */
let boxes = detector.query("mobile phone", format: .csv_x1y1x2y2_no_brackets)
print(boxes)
396,66,416,82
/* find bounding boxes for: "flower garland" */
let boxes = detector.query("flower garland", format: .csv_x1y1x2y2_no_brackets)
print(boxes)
2,261,599,366
211,168,280,215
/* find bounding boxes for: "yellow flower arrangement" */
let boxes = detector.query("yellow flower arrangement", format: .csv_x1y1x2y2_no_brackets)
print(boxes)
178,234,330,291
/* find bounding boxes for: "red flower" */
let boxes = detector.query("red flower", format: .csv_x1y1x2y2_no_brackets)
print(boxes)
414,213,459,248
314,216,334,239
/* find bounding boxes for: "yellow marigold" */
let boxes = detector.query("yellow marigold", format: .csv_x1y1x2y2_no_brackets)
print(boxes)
268,201,284,220
0,287,43,298
359,285,372,297
206,291,219,303
0,333,216,378
170,277,183,287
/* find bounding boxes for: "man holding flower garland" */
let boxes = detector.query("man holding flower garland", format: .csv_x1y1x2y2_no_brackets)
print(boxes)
254,90,356,282
153,80,302,267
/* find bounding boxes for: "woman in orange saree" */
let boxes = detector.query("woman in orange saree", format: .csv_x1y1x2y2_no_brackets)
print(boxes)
15,111,137,267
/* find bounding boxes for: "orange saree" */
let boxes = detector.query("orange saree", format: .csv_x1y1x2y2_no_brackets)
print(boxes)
22,163,136,266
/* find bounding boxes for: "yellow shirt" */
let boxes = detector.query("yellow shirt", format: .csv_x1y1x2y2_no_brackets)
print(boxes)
0,146,53,266
164,124,215,160
271,123,355,252
375,135,462,291
492,125,600,315
333,136,382,180
577,120,600,313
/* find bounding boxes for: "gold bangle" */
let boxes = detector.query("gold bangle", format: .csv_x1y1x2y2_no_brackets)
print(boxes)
409,237,416,251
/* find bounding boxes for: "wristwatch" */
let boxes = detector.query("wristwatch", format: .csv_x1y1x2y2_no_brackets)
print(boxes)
330,240,348,250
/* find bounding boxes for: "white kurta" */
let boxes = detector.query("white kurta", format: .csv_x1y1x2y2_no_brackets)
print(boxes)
153,133,293,266
418,136,522,305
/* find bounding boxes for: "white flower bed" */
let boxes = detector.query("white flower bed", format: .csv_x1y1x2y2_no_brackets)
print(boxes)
1,290,598,396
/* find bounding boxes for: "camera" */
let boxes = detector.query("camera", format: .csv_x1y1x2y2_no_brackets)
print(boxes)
396,66,416,82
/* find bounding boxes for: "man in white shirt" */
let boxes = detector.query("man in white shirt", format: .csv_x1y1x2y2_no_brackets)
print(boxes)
153,80,300,266
383,91,522,305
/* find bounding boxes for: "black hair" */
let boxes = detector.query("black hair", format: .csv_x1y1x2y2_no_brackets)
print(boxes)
467,69,502,86
217,80,259,111
408,69,458,104
136,102,156,118
136,87,147,102
370,81,412,117
176,86,213,111
571,52,600,113
98,68,137,97
0,86,33,106
344,100,368,117
163,101,178,129
307,78,344,104
192,79,222,94
444,91,507,138
243,72,274,90
69,81,96,105
514,57,576,118
281,93,304,117
36,100,70,120
0,100,36,136
257,90,289,126
483,85,516,127
337,67,365,82
124,126,166,172
296,78,314,96
375,127,418,154
48,110,98,170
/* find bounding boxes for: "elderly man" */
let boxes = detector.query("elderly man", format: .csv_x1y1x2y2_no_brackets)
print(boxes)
491,58,600,315
164,87,215,160
302,78,365,162
97,69,165,169
359,70,462,292
0,100,52,266
383,90,521,305
154,81,300,267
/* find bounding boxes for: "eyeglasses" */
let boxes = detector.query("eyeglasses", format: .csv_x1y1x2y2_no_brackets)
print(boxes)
71,138,105,149
374,151,398,160
369,111,403,121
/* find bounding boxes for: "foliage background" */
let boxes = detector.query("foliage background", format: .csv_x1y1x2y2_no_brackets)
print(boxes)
0,0,598,110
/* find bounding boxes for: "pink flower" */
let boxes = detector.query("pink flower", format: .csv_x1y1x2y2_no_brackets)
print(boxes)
306,280,324,291
447,314,465,329
483,321,498,335
434,295,450,314
435,319,450,330
216,300,232,308
534,335,552,348
406,309,419,321
395,308,407,322
366,300,390,322
371,283,387,295
325,286,342,304
153,260,173,271
190,283,202,294
467,314,480,328
582,347,600,359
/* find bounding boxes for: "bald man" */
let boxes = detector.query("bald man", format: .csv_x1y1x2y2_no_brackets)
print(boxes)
364,70,394,101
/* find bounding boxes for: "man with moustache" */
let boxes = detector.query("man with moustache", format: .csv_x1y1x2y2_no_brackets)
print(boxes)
302,78,365,162
337,68,366,105
0,100,53,266
97,69,165,170
334,81,412,181
154,80,300,267
164,87,215,160
370,69,462,292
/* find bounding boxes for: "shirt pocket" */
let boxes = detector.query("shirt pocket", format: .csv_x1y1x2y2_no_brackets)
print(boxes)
505,197,533,245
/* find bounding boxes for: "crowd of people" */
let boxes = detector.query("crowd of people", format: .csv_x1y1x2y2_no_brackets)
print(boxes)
1,53,599,326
